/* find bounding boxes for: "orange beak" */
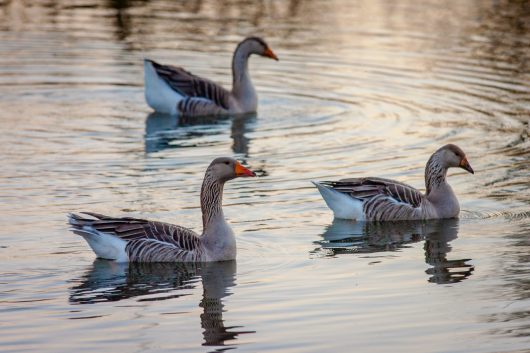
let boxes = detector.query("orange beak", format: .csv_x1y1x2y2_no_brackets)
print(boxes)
263,47,279,61
459,157,474,174
235,161,256,177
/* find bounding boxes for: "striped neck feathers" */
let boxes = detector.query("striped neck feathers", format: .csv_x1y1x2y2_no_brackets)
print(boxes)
425,152,448,196
201,171,225,229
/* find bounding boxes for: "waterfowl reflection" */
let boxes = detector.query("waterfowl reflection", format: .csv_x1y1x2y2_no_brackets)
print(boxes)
144,112,255,155
315,219,474,284
69,260,254,348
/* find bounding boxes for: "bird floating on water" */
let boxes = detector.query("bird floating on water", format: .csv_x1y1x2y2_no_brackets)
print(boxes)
313,144,474,221
144,36,278,116
69,158,256,262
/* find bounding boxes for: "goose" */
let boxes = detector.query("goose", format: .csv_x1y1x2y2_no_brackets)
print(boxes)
144,37,278,116
313,144,474,221
68,157,256,262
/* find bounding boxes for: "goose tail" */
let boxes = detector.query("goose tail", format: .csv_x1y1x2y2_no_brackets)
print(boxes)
144,59,183,115
67,213,128,262
312,181,364,221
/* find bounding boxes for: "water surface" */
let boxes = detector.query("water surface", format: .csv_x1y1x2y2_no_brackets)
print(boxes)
0,1,529,352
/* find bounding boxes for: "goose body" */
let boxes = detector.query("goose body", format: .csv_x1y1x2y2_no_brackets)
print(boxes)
144,37,278,116
68,158,256,262
314,144,474,221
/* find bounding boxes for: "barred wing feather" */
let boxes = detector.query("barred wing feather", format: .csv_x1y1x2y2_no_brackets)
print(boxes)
148,60,230,110
328,177,424,207
177,97,229,117
69,212,202,261
322,177,425,221
126,239,202,262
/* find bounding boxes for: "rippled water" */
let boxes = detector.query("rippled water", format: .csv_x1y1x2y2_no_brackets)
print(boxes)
1,0,529,352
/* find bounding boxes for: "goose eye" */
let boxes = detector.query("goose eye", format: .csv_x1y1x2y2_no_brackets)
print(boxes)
224,161,230,165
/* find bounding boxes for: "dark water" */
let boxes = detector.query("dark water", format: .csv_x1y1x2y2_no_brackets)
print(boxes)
0,0,529,352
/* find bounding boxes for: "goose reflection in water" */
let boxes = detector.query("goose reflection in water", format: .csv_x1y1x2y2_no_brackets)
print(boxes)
69,260,254,349
315,218,474,284
144,112,256,155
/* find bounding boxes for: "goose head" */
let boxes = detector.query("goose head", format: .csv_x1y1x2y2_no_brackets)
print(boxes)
239,37,279,61
437,144,474,174
207,157,256,182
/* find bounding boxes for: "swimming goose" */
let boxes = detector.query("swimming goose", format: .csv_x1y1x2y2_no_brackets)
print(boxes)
68,157,256,262
313,144,474,221
144,37,278,116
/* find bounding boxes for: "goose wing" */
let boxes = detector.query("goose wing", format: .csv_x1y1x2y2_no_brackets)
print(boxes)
148,60,230,110
177,97,229,116
69,212,203,262
323,177,425,221
329,177,424,206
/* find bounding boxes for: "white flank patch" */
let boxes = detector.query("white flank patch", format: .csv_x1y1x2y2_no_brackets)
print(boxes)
76,227,128,262
144,59,183,115
312,181,365,221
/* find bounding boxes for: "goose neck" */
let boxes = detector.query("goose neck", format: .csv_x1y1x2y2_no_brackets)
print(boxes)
425,153,448,196
231,44,253,96
201,174,225,230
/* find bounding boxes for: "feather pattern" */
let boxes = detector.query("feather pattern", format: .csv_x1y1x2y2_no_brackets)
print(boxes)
321,177,425,221
149,60,231,111
328,177,423,207
69,157,253,262
425,153,446,195
144,37,277,116
177,97,229,117
200,173,224,228
314,144,473,221
69,212,203,262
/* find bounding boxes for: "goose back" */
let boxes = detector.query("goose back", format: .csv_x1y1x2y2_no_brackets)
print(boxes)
147,60,231,110
69,212,204,262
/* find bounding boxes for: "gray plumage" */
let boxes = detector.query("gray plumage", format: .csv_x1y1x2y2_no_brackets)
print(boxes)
68,157,256,262
149,61,231,112
314,144,474,221
177,97,229,116
144,37,278,116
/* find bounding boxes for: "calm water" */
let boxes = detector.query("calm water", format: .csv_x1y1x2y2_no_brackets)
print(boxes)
1,0,529,352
